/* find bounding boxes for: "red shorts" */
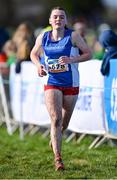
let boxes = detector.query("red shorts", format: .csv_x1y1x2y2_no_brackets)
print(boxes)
44,85,79,95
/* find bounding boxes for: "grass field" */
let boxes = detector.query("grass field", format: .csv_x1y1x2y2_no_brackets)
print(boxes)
0,127,117,179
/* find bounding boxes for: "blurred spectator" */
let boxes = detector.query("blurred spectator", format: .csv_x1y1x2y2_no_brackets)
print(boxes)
92,23,111,60
73,21,87,42
0,28,10,111
0,27,10,75
73,21,87,55
98,23,111,35
9,22,35,73
0,52,7,63
15,39,31,73
92,39,104,60
0,51,8,76
0,27,9,52
2,40,16,66
12,21,35,50
99,29,117,75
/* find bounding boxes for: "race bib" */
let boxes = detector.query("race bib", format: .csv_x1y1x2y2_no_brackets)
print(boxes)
47,59,69,73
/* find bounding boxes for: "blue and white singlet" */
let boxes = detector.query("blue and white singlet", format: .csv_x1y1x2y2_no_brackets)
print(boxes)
42,29,80,87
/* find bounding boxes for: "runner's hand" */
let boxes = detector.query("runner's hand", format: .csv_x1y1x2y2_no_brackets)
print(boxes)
59,56,71,65
37,64,47,77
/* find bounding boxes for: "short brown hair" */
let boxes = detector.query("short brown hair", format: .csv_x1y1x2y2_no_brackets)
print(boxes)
50,6,66,16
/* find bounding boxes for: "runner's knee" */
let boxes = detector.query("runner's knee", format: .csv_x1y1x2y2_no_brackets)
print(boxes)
52,118,61,128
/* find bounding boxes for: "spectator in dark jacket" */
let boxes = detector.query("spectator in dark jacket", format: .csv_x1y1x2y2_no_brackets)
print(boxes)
99,29,117,75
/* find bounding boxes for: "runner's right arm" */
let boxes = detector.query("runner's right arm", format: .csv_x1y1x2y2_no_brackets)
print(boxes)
30,32,47,77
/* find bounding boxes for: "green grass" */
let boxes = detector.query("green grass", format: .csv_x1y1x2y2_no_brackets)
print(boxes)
0,127,117,179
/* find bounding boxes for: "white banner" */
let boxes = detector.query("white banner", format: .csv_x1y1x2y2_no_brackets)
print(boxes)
10,62,50,126
68,60,106,134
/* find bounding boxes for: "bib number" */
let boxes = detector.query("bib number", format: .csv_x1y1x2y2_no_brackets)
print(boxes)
47,59,69,73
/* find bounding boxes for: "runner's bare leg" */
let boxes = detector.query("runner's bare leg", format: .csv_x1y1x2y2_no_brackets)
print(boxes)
62,95,78,132
45,89,63,156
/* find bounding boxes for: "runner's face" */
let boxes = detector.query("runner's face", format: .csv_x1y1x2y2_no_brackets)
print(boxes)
49,9,67,30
